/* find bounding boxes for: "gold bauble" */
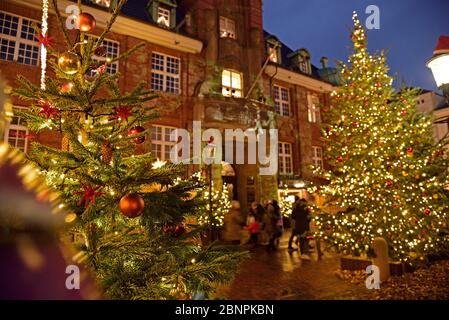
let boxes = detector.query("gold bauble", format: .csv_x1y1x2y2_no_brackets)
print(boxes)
58,52,80,74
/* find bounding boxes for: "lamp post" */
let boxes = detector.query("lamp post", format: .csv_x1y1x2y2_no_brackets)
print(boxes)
427,35,449,103
204,137,217,241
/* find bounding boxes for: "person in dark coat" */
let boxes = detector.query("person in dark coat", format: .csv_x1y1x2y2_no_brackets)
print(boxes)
288,198,310,254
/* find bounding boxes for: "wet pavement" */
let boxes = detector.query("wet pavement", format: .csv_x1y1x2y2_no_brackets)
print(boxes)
223,231,370,300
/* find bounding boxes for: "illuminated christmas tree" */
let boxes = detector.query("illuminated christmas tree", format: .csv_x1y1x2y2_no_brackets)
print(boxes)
11,0,246,299
314,13,449,262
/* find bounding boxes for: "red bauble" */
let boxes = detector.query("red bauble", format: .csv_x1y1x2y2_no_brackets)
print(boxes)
337,155,343,162
376,82,382,88
172,224,186,238
163,223,186,238
406,148,414,157
78,13,96,32
401,109,408,116
128,126,146,144
386,179,393,187
60,82,73,93
119,193,145,218
423,208,431,216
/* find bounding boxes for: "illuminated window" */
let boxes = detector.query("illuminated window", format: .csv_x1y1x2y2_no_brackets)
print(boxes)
94,0,111,7
86,35,119,75
0,11,39,66
151,125,176,161
308,94,321,123
151,52,180,94
219,16,236,39
268,45,281,63
312,146,323,169
4,106,29,153
222,69,242,97
279,142,293,175
157,6,171,28
273,85,290,117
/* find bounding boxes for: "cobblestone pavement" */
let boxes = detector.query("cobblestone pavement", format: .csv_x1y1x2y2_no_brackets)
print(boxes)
224,231,371,300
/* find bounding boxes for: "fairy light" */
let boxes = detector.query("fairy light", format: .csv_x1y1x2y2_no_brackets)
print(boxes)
40,0,49,90
312,12,449,262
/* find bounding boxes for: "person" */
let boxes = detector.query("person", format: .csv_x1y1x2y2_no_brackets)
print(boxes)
288,198,310,257
222,200,244,245
263,200,280,250
244,210,260,247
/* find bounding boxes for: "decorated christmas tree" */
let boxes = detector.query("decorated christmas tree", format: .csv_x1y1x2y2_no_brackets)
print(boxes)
12,0,246,299
314,13,449,263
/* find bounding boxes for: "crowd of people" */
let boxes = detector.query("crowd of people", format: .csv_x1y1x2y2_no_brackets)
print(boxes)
222,196,319,258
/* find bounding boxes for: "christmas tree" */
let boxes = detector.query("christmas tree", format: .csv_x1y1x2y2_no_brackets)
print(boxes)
314,13,449,263
12,0,246,299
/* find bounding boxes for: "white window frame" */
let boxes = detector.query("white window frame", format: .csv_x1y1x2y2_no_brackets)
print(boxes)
4,106,29,153
157,6,171,28
222,69,242,98
0,11,40,66
151,125,177,161
86,35,120,75
308,94,321,123
219,16,236,39
312,146,323,169
151,52,181,94
273,85,291,117
278,142,293,175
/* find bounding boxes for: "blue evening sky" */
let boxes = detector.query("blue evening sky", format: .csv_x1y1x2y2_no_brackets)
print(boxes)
263,0,449,91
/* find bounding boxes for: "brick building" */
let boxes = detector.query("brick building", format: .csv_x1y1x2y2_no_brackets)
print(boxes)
0,0,337,212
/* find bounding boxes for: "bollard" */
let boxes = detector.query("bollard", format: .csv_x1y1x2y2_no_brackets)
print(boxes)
372,237,390,282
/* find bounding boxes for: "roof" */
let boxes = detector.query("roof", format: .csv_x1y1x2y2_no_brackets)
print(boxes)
264,30,321,78
263,30,340,85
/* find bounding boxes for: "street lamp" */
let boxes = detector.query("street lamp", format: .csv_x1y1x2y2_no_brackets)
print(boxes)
427,35,449,103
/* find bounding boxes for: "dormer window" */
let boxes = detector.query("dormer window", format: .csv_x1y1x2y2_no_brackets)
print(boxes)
220,16,236,39
289,48,311,75
268,46,278,63
266,36,281,64
157,6,171,27
147,0,177,29
299,55,308,73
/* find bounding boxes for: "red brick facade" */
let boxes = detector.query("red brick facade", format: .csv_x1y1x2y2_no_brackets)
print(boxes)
0,0,333,211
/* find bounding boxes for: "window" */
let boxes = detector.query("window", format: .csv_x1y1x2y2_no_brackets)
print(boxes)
278,142,293,175
219,16,236,39
151,125,176,161
93,0,111,7
151,52,180,94
308,94,321,123
312,146,323,169
87,35,119,75
268,46,278,63
0,11,39,66
222,69,242,97
4,106,29,153
299,55,309,74
273,85,290,117
157,6,171,28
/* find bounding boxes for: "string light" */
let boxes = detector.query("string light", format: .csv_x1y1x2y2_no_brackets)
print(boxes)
40,0,49,90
